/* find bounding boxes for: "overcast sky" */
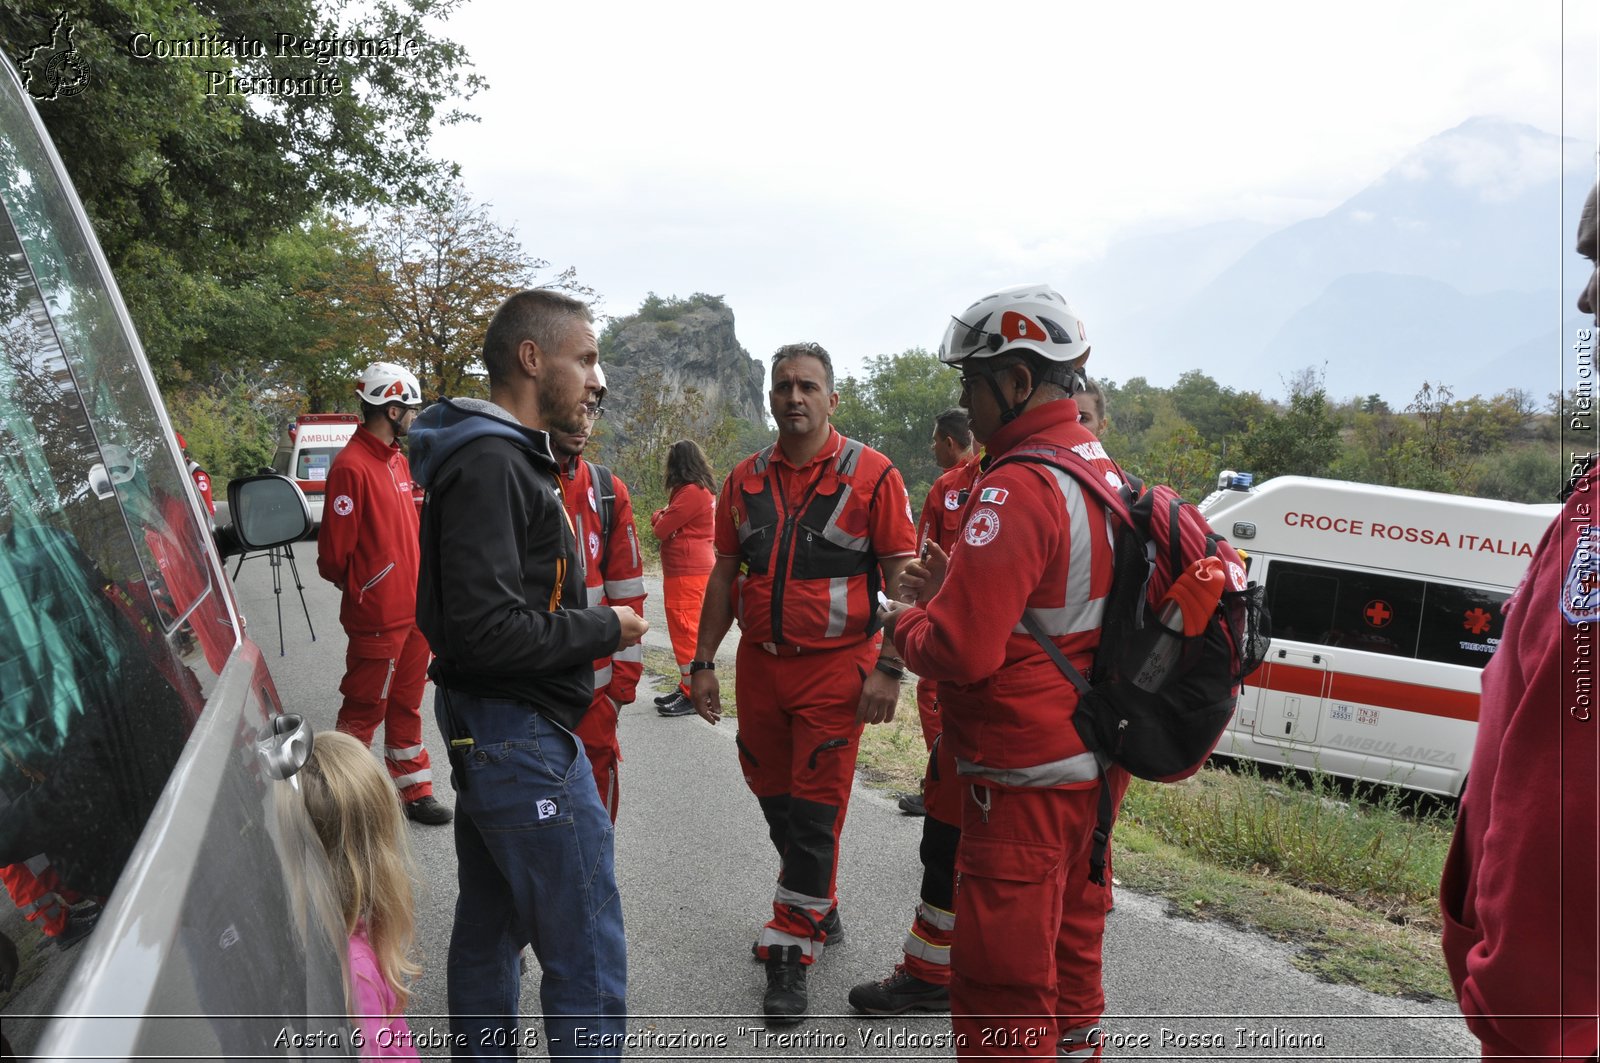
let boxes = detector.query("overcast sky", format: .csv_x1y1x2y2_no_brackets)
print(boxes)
430,0,1598,392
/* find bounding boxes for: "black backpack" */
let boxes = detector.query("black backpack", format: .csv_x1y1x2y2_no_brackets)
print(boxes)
997,449,1271,884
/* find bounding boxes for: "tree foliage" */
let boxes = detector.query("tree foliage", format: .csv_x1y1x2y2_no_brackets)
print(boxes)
360,181,590,399
833,348,960,504
1,0,483,380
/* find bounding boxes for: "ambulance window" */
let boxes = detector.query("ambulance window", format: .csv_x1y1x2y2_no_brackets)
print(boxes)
1417,582,1508,669
1266,564,1340,644
1267,562,1423,658
296,446,342,482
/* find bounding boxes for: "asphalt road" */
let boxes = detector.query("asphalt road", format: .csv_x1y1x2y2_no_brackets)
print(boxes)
230,538,1477,1061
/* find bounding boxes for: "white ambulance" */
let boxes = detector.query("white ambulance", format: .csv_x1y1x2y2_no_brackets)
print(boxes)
1199,472,1561,797
269,412,359,529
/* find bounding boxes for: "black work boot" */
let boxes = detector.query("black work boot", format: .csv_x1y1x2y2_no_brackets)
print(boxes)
847,963,950,1014
762,944,808,1025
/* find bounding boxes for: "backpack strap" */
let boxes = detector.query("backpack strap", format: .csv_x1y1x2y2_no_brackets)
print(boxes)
588,461,617,545
1000,447,1136,889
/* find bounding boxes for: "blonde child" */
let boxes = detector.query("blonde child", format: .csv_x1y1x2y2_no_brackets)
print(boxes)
302,729,422,1061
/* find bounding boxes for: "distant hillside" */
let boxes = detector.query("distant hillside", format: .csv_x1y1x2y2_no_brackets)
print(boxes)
1089,117,1593,403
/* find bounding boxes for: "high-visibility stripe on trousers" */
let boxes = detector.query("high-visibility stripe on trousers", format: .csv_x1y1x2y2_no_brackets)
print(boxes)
734,638,874,965
337,624,435,802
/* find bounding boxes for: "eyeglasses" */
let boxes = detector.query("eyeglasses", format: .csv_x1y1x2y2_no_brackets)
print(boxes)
582,401,606,420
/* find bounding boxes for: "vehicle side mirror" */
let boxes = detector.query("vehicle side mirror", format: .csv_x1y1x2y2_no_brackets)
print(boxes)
217,474,312,558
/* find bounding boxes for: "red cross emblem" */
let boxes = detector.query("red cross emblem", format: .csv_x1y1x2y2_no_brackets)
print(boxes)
1364,600,1392,627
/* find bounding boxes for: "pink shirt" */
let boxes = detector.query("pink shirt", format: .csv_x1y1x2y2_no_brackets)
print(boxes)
349,929,418,1061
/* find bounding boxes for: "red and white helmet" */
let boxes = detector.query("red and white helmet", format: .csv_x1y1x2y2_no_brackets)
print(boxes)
355,362,423,407
939,284,1089,366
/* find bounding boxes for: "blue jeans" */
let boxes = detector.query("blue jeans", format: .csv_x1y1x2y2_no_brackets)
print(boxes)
435,689,627,1061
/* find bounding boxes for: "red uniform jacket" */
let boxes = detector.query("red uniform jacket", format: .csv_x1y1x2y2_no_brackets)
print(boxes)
918,454,982,556
316,425,421,635
896,401,1120,784
652,483,716,575
716,427,917,651
1440,464,1599,1061
560,458,647,706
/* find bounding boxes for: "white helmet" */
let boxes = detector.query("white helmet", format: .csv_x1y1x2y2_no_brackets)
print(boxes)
89,443,138,500
939,284,1089,366
355,362,423,408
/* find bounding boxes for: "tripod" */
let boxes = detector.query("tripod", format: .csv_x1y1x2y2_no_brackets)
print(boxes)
232,542,316,657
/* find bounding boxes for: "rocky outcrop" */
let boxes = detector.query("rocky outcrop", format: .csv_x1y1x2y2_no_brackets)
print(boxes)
599,294,766,433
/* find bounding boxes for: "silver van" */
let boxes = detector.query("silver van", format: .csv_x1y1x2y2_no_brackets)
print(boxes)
0,55,353,1058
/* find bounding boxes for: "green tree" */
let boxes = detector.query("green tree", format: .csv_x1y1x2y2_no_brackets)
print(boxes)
362,182,588,399
1,0,483,381
1234,379,1342,481
834,348,960,504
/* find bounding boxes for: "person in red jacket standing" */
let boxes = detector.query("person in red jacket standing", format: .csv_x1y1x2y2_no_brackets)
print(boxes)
316,362,450,826
690,342,918,1025
880,285,1125,1061
549,373,648,822
847,407,979,1016
1440,182,1600,1062
650,440,717,717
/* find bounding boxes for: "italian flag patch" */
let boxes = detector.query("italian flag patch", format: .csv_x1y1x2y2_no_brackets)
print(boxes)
978,487,1009,504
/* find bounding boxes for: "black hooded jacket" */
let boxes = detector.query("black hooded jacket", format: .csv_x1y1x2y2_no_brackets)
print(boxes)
411,397,621,730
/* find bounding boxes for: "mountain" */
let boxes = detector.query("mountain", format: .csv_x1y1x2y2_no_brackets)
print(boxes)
597,293,766,436
1116,117,1593,403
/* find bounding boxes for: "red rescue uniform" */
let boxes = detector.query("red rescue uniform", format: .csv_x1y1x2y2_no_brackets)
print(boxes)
1441,463,1600,1061
316,425,436,803
897,400,1126,1060
651,482,715,698
559,458,647,822
718,427,917,963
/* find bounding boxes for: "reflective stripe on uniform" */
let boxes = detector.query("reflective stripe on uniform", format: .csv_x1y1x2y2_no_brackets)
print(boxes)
1012,467,1111,636
956,752,1100,787
385,743,425,761
825,577,850,638
604,577,646,599
592,662,614,689
904,928,951,966
392,768,433,788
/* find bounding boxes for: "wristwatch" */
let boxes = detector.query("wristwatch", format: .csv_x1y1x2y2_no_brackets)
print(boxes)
689,660,716,673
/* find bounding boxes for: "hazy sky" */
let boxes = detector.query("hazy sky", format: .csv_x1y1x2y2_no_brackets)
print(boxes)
430,0,1598,392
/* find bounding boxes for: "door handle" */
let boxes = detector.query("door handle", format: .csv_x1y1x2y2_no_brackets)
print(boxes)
259,713,313,780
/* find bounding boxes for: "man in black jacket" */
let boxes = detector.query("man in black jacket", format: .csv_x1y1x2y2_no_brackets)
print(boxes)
412,288,648,1063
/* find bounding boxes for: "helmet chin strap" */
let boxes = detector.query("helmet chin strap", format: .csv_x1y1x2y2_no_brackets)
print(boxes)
977,365,1033,425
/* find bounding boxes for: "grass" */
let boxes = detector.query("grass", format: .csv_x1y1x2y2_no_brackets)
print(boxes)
641,651,1456,1000
840,675,1457,1001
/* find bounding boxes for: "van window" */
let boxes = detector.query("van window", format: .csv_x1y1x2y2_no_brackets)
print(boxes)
0,113,218,1035
1266,560,1507,669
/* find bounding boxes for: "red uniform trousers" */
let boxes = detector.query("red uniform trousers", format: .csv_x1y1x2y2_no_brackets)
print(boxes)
951,769,1131,1062
336,624,435,802
662,572,709,696
902,731,960,984
736,638,875,964
574,692,622,822
0,857,82,937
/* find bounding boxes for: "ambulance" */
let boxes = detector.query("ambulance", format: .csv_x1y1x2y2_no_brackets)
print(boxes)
1198,471,1561,797
270,412,359,529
